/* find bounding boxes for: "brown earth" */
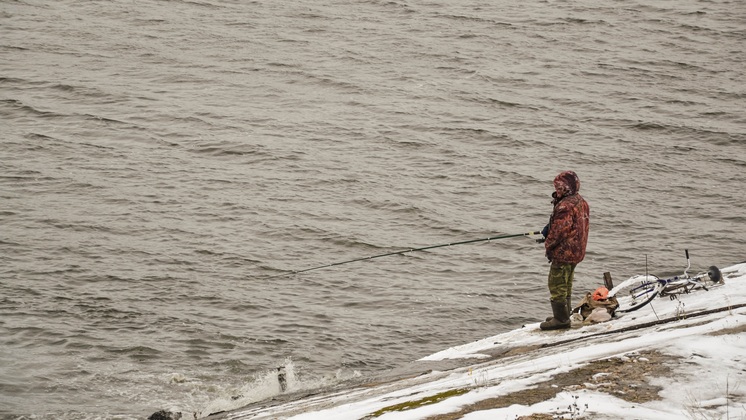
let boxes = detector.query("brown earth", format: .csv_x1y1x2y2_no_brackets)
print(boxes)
423,350,679,420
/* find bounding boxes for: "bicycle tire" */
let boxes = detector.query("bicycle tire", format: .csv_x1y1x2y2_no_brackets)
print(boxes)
609,275,664,313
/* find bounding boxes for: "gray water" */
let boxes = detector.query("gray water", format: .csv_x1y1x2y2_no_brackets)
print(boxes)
1,0,744,418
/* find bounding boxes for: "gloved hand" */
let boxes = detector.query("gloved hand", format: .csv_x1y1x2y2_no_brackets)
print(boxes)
536,223,549,243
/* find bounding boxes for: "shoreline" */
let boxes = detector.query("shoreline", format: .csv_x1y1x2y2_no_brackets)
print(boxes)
195,263,746,420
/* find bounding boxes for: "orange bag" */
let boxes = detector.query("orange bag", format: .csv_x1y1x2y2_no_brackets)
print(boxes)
592,287,609,301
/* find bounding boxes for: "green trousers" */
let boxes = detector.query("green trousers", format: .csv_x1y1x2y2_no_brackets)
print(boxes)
548,262,577,302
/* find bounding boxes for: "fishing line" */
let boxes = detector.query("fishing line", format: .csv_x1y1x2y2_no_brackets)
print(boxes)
270,230,542,278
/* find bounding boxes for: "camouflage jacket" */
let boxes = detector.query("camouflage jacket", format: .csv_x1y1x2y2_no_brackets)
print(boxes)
544,172,590,264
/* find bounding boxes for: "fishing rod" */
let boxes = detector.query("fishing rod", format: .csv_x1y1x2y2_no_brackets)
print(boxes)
272,230,542,277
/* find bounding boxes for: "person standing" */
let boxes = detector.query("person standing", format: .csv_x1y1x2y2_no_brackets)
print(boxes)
539,171,590,331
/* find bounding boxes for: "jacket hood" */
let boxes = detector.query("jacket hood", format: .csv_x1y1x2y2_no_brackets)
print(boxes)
553,171,581,198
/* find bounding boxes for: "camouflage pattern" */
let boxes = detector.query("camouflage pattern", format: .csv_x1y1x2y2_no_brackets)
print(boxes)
544,171,590,264
548,262,576,301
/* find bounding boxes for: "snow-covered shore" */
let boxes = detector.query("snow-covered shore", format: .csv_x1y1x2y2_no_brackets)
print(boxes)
203,263,746,420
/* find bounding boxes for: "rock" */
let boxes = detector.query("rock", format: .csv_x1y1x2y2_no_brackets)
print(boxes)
147,410,182,420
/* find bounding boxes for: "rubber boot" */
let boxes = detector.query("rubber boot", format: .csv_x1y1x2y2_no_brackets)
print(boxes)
540,300,571,330
546,297,573,322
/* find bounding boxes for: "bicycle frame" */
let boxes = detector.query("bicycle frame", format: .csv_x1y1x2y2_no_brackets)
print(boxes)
608,250,723,313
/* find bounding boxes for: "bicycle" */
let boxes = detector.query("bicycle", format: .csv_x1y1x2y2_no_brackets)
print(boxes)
608,250,723,313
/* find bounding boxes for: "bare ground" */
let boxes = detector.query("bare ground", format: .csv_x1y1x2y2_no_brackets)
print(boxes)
423,350,679,420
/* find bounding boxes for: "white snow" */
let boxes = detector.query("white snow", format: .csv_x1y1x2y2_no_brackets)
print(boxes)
213,263,746,420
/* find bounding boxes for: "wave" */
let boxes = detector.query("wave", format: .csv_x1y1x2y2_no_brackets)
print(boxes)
0,98,62,119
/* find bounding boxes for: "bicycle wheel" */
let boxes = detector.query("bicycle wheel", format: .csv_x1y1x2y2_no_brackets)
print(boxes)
609,275,663,313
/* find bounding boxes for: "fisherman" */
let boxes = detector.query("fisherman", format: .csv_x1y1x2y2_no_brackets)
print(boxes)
539,171,590,330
